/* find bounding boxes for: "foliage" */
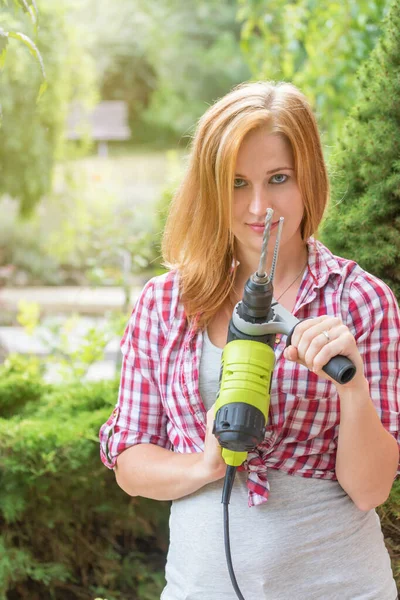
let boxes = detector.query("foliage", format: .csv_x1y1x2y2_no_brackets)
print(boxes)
238,0,388,145
77,0,250,145
0,197,65,286
16,299,127,382
0,0,97,215
0,355,399,597
321,0,400,298
75,0,156,140
0,0,46,98
140,0,251,143
45,164,155,292
16,299,40,334
151,149,185,273
0,157,156,288
0,357,169,599
0,353,45,418
378,479,400,583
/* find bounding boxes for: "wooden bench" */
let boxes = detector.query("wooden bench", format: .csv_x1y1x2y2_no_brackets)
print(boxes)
66,101,131,156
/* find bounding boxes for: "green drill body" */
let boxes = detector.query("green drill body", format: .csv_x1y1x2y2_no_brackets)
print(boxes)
213,275,276,467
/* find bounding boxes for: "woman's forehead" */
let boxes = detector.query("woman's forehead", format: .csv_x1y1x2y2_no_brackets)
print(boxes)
235,130,294,171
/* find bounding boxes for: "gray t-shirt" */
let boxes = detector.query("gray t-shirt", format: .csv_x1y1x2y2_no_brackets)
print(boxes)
161,330,397,600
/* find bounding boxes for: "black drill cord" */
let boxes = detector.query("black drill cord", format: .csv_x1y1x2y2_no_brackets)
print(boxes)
222,465,246,600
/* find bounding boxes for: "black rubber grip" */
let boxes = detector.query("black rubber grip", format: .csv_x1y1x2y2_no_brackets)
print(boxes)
286,324,356,385
320,355,356,384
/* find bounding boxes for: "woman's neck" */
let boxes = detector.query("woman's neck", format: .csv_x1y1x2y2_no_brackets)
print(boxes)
234,242,308,294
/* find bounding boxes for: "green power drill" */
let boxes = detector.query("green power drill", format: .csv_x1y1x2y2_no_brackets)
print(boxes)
213,221,277,469
212,208,356,600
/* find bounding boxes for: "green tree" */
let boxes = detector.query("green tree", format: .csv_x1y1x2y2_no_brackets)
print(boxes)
140,0,251,143
78,0,250,146
321,0,400,297
0,0,97,215
238,0,388,144
75,0,156,141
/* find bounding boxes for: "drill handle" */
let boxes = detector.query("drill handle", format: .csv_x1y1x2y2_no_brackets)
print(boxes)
231,300,357,385
285,323,356,385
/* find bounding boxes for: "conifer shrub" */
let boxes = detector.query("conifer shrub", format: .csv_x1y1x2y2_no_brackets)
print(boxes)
0,358,169,600
321,0,400,298
321,1,400,584
379,481,400,583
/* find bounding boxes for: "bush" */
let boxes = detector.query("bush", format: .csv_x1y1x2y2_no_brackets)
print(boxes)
1,356,398,597
0,355,46,418
321,0,400,297
319,1,400,584
378,480,400,585
0,358,169,600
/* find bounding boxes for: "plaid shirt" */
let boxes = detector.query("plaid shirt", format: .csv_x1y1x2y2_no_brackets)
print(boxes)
99,238,400,506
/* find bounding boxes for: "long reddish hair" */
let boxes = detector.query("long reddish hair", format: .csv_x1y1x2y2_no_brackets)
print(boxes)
162,81,329,327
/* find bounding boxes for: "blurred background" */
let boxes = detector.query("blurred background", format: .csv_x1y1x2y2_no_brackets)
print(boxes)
1,0,399,599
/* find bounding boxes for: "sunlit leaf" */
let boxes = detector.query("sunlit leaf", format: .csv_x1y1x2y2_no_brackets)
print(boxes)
0,26,8,74
0,27,9,54
0,48,7,68
8,31,46,79
37,79,48,102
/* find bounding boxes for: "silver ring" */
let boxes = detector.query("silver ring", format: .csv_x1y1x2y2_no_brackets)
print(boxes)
322,330,330,342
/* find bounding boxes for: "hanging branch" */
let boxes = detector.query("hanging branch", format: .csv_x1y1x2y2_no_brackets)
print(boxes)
0,0,47,99
13,0,38,30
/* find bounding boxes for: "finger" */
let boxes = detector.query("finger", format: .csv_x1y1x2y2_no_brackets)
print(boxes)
302,324,348,371
290,315,332,346
292,316,341,347
283,346,299,362
312,328,355,374
294,317,342,360
206,403,215,422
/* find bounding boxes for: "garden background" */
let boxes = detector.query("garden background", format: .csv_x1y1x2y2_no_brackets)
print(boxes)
0,0,399,598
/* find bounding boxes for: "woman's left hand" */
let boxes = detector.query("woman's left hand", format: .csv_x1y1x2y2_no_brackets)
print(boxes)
283,315,365,387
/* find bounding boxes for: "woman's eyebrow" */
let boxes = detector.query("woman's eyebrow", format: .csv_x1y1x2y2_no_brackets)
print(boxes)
267,166,294,174
234,166,294,177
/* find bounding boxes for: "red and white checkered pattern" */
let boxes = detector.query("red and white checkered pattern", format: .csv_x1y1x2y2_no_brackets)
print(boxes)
99,238,400,506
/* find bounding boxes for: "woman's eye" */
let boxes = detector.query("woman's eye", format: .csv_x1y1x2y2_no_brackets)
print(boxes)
233,178,247,188
270,174,288,184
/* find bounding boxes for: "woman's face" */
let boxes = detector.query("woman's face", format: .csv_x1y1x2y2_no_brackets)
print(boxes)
232,128,305,271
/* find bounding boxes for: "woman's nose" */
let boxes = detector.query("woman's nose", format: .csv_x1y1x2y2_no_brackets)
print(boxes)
248,187,271,216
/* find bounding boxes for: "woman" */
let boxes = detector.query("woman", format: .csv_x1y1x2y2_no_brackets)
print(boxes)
99,81,400,599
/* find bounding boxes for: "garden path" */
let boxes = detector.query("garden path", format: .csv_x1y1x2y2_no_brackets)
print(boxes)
0,284,143,380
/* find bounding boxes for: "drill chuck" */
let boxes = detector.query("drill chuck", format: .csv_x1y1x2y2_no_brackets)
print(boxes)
239,275,274,320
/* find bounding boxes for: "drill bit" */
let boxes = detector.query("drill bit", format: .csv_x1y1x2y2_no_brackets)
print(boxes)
256,208,274,279
269,217,284,284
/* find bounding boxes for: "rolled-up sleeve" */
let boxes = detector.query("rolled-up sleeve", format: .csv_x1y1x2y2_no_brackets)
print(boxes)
347,275,400,471
99,280,171,470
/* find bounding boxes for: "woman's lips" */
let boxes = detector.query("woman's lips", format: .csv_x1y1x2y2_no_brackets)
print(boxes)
248,221,279,233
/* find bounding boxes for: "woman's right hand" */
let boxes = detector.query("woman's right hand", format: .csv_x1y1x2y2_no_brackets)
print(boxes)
201,404,227,483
